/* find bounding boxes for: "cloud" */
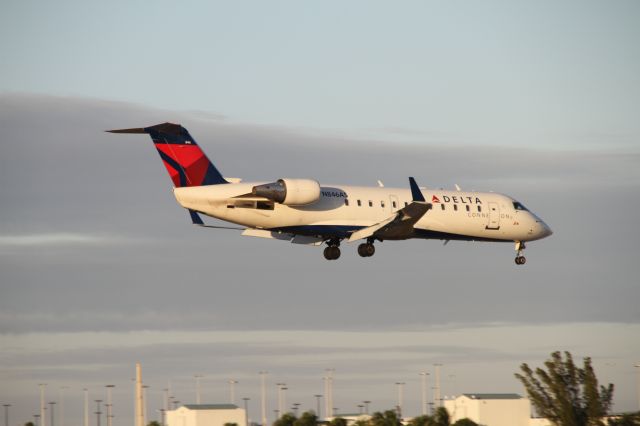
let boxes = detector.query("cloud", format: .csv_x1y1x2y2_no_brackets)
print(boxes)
0,92,638,337
0,233,122,247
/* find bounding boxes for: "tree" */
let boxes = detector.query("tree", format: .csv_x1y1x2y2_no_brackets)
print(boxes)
607,412,640,426
452,420,479,426
515,351,614,426
224,423,239,426
294,411,318,426
408,415,433,426
274,413,297,426
329,418,348,426
370,411,402,426
148,422,162,426
433,407,450,426
24,422,35,426
353,419,371,426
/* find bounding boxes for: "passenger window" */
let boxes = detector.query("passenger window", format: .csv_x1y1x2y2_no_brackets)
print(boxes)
477,206,482,212
369,200,373,207
357,200,362,207
466,205,470,212
454,204,458,211
441,204,445,211
381,201,385,208
345,199,349,206
392,201,397,208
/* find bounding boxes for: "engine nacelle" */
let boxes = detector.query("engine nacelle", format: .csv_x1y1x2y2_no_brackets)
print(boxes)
252,178,321,206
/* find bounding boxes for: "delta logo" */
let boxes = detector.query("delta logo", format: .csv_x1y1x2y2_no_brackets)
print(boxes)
431,194,482,204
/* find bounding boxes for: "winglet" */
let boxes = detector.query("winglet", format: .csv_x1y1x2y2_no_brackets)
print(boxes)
188,209,205,225
409,177,425,202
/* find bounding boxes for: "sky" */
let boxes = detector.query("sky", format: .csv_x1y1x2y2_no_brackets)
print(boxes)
1,0,640,425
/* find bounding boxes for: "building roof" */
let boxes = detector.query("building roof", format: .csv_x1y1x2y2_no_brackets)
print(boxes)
462,393,522,400
182,404,239,410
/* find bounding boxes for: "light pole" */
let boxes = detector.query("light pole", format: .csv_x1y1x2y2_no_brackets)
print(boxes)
281,388,288,416
276,383,286,418
59,387,67,426
229,380,239,405
313,395,322,418
434,364,443,408
325,369,334,419
292,403,300,417
105,385,115,426
194,375,203,405
33,415,40,426
83,389,89,426
420,372,429,415
395,382,405,418
3,404,10,426
142,385,150,426
39,384,47,426
357,405,363,415
48,402,56,426
635,364,640,411
362,401,370,415
94,401,102,426
259,372,268,426
242,398,250,426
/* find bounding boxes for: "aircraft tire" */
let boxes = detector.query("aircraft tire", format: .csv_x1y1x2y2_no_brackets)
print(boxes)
324,246,341,260
365,243,375,257
358,243,368,257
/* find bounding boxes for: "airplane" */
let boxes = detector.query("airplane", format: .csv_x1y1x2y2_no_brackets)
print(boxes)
108,122,552,264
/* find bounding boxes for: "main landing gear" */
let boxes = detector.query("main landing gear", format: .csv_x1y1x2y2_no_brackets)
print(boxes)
514,241,526,265
323,239,341,260
357,238,376,258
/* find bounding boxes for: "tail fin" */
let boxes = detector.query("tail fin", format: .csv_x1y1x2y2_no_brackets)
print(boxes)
107,123,228,187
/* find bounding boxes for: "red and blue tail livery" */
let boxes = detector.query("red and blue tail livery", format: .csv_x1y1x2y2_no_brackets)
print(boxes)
107,123,227,187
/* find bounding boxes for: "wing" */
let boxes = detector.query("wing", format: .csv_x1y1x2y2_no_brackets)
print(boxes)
348,177,432,242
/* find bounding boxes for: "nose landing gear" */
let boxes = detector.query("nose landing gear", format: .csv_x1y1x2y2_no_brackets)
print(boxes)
514,241,526,265
323,239,341,260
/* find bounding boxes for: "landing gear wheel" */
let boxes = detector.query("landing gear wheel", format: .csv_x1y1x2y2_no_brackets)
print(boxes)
365,243,375,257
324,245,341,260
357,243,375,257
514,241,527,266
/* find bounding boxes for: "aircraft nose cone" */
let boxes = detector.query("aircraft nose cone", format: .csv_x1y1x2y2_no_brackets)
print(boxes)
539,221,553,238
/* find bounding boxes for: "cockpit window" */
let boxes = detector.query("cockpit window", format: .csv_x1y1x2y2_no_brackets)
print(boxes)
513,201,529,211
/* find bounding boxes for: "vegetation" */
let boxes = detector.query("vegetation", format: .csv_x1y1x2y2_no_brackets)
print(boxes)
515,351,614,426
274,413,297,426
223,423,239,426
294,411,318,426
451,419,479,426
432,407,451,426
606,412,640,426
407,415,431,426
329,418,348,426
370,410,402,426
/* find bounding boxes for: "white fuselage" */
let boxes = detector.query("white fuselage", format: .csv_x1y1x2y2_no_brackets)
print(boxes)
174,182,552,243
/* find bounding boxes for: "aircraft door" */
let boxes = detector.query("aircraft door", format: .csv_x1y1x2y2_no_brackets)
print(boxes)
389,195,400,212
486,201,500,230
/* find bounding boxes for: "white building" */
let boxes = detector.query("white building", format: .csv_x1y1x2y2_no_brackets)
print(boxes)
444,393,530,426
167,404,247,426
